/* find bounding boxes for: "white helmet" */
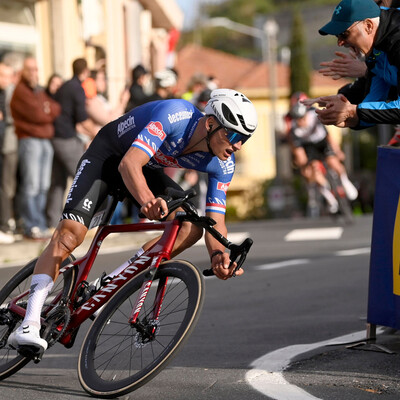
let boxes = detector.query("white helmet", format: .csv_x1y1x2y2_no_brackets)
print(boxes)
204,89,258,137
154,69,177,88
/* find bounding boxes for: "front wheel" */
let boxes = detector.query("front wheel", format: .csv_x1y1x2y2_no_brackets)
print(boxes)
78,260,204,399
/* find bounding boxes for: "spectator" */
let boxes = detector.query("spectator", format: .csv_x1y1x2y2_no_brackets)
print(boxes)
182,73,207,105
207,75,220,91
85,69,130,129
308,0,400,130
147,69,178,101
10,57,61,239
195,88,212,112
125,64,150,112
0,62,14,243
1,53,24,237
45,73,63,99
46,58,98,229
318,0,400,145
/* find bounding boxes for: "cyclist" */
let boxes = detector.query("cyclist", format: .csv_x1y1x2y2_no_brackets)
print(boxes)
288,99,358,214
8,88,258,352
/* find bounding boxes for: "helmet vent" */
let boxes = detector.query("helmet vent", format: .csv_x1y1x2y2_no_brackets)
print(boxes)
238,114,255,133
221,103,238,126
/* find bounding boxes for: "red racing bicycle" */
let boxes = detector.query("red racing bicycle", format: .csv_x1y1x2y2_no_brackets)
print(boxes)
0,188,252,398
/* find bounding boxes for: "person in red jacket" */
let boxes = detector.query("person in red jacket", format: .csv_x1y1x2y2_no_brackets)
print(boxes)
10,56,61,239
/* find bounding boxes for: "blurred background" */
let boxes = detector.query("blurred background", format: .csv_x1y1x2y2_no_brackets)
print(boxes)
0,0,384,222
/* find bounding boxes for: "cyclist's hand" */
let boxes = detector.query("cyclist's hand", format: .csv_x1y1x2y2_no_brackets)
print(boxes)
140,197,168,220
211,252,244,280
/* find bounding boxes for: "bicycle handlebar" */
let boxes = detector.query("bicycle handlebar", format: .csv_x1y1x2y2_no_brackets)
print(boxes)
136,188,252,277
154,188,253,278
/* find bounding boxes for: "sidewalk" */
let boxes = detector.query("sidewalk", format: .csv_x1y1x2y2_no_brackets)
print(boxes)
0,229,159,268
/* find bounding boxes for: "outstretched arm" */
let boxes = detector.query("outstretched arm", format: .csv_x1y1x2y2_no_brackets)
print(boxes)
205,212,243,280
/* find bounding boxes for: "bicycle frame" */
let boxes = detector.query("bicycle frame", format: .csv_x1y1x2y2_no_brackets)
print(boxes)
8,216,185,348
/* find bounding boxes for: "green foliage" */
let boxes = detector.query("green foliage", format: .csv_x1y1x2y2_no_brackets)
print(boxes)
205,0,275,26
289,10,311,96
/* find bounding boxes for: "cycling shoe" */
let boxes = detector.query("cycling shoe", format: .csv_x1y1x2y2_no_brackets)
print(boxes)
8,325,48,352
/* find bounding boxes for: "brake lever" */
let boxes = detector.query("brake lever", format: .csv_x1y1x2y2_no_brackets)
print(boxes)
203,238,253,277
228,238,253,277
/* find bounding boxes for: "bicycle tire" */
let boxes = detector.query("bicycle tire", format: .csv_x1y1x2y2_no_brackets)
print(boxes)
0,256,75,380
78,260,204,399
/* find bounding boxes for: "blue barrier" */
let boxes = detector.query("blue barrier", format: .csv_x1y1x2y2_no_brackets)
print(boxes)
368,146,400,330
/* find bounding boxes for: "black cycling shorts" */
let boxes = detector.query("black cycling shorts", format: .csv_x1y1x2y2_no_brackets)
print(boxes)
61,135,182,228
302,138,336,162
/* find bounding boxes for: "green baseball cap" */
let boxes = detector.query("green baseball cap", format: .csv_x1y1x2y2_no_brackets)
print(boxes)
319,0,381,36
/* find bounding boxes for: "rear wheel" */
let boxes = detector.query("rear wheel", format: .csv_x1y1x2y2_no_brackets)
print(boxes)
78,260,204,399
0,256,75,380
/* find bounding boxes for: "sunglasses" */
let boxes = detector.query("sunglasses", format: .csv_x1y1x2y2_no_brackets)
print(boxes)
224,129,249,145
336,20,362,41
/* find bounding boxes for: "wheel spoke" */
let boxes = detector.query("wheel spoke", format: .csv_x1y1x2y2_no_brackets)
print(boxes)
79,261,204,397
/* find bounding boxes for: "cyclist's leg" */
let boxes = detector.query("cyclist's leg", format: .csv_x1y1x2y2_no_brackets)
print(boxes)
9,152,112,350
325,154,358,200
310,159,339,214
8,219,86,351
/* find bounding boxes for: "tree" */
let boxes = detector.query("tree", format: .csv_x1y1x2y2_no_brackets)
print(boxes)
289,10,311,96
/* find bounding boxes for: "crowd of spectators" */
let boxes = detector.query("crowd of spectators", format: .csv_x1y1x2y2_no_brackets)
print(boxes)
0,55,218,243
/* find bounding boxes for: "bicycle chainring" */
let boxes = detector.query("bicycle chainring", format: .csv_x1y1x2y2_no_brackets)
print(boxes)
41,305,71,348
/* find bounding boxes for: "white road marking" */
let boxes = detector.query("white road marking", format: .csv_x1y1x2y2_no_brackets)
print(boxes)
245,329,383,400
254,259,310,271
285,228,343,241
334,247,370,256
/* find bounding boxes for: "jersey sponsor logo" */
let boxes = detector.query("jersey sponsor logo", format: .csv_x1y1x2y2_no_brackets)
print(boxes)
62,212,85,225
167,110,194,124
218,157,235,175
117,115,135,137
83,198,93,211
153,150,179,168
66,159,91,204
146,121,166,140
217,182,230,193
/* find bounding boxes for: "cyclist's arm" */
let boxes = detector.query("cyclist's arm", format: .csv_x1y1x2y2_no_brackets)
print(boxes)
205,212,243,279
118,147,167,219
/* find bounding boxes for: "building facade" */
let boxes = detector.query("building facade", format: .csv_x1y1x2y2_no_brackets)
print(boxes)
0,0,183,105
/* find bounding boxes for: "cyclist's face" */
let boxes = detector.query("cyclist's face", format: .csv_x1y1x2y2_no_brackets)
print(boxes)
211,126,243,161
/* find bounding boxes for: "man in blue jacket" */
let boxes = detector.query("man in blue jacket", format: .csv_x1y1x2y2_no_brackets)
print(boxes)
304,0,400,129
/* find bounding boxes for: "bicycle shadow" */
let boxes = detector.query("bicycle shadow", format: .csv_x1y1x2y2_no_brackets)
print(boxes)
0,377,95,398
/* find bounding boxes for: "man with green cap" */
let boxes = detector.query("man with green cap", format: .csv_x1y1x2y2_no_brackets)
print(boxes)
303,0,400,129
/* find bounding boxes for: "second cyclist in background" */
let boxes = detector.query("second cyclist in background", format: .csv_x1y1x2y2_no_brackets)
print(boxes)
287,93,358,216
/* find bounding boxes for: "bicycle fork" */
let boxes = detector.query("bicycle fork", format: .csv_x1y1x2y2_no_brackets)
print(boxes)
129,266,169,341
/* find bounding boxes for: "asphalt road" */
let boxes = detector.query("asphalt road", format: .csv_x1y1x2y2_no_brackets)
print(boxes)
1,214,398,400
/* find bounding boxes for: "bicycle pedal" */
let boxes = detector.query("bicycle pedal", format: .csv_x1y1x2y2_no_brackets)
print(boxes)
17,345,44,363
